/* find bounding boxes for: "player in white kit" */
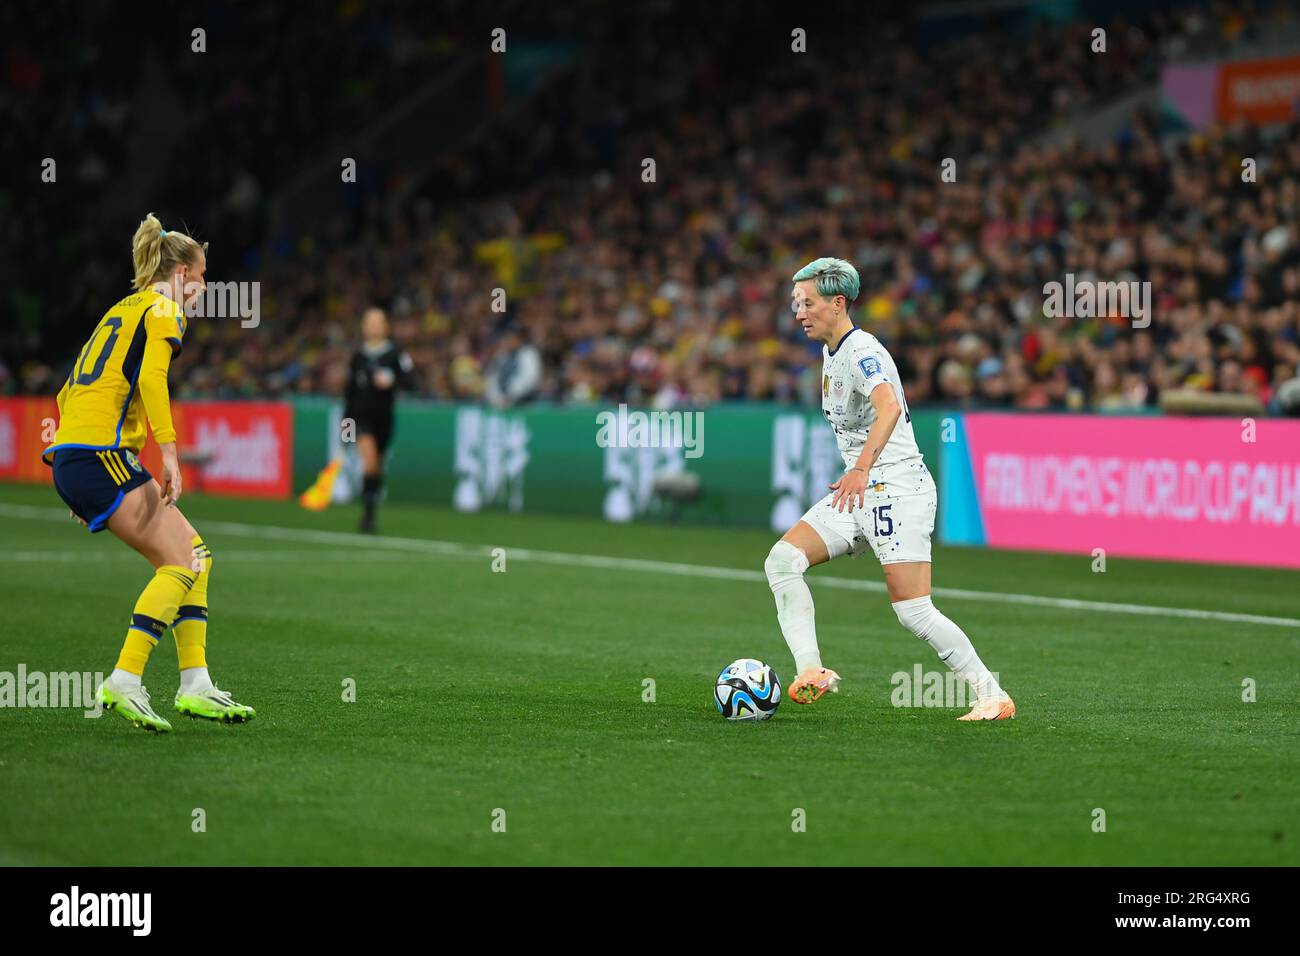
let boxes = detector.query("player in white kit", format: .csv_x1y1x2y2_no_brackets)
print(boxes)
766,258,1015,720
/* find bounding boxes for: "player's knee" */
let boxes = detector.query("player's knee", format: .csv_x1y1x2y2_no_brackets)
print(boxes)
892,594,937,639
765,540,810,589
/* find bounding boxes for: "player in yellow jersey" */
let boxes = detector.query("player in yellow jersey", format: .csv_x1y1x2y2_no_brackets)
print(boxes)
43,213,255,732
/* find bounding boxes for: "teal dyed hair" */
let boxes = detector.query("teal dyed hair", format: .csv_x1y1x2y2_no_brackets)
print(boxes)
792,257,860,305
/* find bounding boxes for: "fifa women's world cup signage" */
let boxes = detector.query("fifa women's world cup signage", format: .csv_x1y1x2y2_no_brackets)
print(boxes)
940,413,1300,569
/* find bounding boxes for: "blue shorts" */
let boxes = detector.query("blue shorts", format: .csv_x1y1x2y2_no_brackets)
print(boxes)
50,448,153,533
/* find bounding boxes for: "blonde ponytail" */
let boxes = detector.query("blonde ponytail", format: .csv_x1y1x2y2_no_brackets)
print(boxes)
131,213,206,290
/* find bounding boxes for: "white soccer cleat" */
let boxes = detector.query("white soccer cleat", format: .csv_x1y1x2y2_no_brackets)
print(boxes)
957,693,1016,721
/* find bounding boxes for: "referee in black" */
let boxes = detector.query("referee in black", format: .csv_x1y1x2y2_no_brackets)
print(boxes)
344,307,415,533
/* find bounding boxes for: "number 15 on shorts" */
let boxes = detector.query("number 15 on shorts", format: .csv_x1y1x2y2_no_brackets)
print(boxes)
872,504,893,537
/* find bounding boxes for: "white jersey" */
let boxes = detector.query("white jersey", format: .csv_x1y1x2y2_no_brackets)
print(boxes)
820,328,922,470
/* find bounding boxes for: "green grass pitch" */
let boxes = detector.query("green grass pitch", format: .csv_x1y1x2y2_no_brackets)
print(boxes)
0,481,1296,866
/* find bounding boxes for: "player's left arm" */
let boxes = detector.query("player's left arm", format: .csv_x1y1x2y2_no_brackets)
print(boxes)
142,305,183,505
394,350,416,391
55,375,70,418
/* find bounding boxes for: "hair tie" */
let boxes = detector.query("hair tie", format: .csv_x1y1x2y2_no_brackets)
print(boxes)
160,229,168,236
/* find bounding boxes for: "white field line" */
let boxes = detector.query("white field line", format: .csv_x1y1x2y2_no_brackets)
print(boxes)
1,502,1297,628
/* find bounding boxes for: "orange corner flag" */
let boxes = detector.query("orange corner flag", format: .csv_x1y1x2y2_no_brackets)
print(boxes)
298,459,341,511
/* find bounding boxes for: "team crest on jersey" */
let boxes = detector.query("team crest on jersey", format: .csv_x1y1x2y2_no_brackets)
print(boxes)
123,450,142,473
823,375,847,399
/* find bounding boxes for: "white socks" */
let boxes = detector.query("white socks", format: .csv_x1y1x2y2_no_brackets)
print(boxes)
179,667,213,694
110,668,141,691
766,541,1003,700
111,671,213,691
111,668,213,693
765,541,822,673
892,595,1003,700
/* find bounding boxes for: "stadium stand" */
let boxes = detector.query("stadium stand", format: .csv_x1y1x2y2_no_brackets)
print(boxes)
4,0,1298,414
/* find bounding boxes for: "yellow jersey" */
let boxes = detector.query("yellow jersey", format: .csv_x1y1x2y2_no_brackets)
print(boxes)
44,289,186,463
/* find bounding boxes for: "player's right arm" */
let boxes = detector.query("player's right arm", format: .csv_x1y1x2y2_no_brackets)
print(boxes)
829,344,897,512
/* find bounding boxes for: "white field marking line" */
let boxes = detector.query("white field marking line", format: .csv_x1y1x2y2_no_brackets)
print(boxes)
1,502,1297,628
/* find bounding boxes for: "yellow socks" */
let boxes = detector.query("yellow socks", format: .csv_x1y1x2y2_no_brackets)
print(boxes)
112,536,212,685
115,564,196,676
174,536,211,672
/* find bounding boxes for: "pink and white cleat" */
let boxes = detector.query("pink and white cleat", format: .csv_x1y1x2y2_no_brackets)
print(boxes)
958,693,1016,721
788,667,841,705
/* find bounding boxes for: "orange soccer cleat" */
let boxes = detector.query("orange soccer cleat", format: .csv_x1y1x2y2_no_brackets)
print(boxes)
957,694,1016,721
788,667,841,704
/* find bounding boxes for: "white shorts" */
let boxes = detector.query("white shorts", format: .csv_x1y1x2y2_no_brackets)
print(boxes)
799,459,936,565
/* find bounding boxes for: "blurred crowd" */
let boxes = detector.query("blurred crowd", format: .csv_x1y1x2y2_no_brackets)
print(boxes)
2,0,471,392
6,0,1300,415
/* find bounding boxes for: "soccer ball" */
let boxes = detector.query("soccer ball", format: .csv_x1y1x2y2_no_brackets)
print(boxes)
714,658,781,720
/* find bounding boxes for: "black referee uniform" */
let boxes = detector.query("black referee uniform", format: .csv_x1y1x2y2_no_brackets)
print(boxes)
344,340,414,530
